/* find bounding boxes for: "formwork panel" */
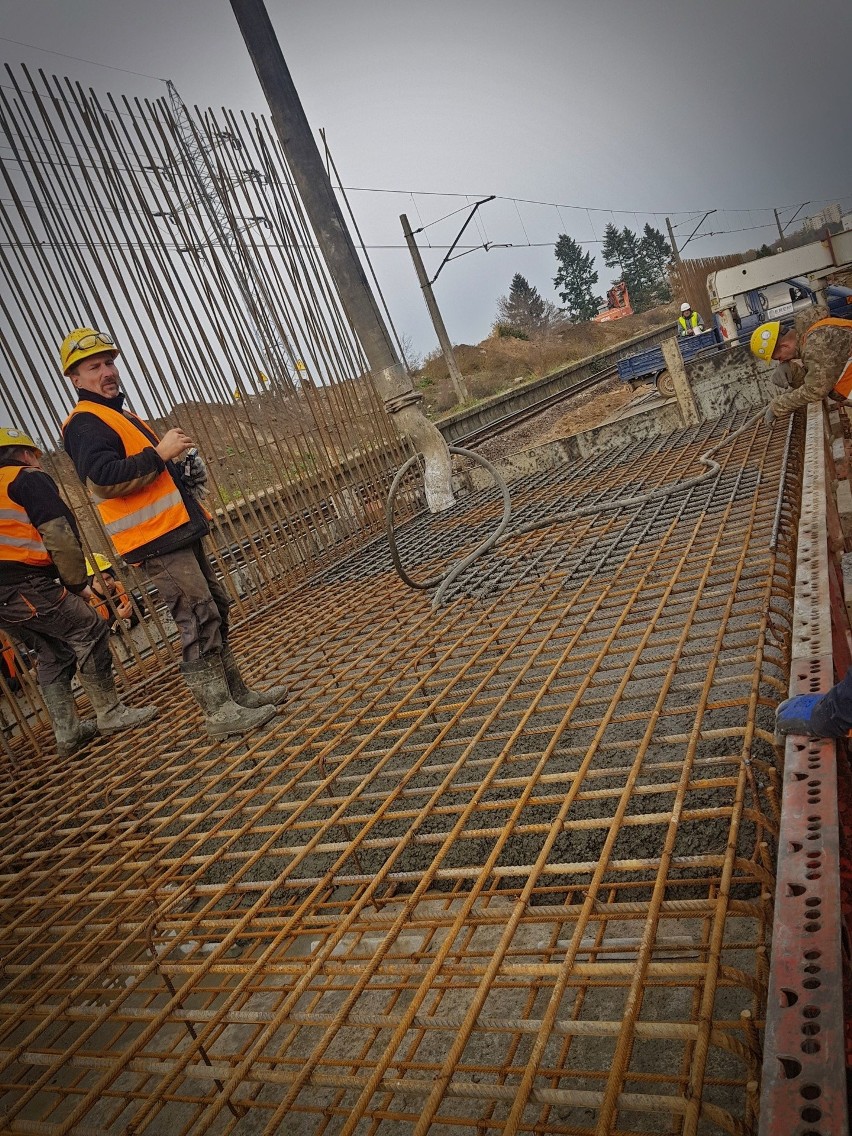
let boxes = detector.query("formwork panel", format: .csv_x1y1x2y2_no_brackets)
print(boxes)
0,413,799,1134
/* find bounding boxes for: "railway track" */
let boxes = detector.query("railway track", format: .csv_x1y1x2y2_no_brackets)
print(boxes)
455,364,620,446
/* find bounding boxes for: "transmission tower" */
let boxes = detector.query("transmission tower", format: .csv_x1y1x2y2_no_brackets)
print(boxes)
164,81,296,394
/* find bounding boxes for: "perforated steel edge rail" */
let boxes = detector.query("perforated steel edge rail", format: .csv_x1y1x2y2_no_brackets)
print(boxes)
758,401,849,1136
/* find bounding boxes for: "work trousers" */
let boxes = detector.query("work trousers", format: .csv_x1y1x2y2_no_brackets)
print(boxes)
811,667,852,735
0,575,111,686
141,541,230,663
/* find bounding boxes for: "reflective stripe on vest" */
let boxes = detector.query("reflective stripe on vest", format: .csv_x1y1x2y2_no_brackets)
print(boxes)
0,467,52,567
62,402,190,557
801,317,852,399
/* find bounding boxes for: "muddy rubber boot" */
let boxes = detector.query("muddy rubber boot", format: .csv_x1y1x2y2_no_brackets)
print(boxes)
221,646,287,709
79,670,159,734
180,653,276,739
41,678,98,757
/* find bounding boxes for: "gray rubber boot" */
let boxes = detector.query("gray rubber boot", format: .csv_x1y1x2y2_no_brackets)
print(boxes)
181,653,276,739
221,646,287,709
79,670,159,734
41,678,98,757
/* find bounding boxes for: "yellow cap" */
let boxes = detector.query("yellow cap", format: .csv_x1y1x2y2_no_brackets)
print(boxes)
750,321,781,361
85,553,113,576
0,426,40,452
60,328,119,375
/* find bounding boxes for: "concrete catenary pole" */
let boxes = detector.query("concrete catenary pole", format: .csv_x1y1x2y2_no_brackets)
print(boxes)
228,0,454,511
665,217,682,266
400,213,468,404
773,208,787,252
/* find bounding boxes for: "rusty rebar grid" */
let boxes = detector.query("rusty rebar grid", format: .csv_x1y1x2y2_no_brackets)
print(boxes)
0,412,799,1134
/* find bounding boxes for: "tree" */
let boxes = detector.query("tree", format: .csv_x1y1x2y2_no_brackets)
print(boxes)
553,235,600,323
638,224,673,304
600,222,673,312
496,273,565,337
601,223,626,277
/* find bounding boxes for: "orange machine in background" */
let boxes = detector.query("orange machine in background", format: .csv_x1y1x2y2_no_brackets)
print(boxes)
592,281,633,323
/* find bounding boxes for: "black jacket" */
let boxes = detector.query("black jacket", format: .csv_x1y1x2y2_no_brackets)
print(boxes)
62,390,209,564
0,461,88,592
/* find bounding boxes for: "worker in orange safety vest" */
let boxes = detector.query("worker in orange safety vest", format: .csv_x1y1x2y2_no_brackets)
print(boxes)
85,553,136,632
751,309,852,425
0,426,156,755
751,309,852,739
60,328,286,739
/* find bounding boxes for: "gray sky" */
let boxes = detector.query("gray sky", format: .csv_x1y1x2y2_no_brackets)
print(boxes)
2,0,851,357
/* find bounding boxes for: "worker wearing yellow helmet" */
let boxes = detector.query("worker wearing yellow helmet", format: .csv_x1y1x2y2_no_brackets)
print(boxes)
750,307,852,740
0,424,155,756
59,325,286,739
59,327,120,376
85,554,135,629
750,308,852,427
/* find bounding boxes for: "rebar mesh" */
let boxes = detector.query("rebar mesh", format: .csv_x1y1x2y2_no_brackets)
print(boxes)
0,411,797,1134
0,65,413,749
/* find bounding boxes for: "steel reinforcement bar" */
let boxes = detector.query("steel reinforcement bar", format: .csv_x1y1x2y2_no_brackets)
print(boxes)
0,411,803,1133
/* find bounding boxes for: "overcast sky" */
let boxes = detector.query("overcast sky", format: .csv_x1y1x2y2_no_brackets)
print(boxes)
1,0,851,357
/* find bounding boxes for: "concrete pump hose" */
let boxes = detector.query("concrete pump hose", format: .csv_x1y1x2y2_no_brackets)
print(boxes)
387,410,766,607
385,445,513,592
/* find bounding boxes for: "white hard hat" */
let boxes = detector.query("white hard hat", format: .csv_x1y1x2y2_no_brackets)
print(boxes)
680,302,691,312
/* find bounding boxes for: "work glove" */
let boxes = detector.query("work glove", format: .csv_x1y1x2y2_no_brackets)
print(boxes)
179,448,209,500
763,402,777,428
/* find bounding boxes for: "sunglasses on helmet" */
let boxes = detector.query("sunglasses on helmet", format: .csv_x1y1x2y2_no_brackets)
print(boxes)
69,332,116,353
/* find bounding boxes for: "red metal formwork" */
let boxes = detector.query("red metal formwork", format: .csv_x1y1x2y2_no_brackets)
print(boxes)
760,403,849,1136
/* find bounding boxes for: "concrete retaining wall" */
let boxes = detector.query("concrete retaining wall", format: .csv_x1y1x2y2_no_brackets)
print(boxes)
466,343,781,490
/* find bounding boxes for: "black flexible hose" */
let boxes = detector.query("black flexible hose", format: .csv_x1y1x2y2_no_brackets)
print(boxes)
387,411,765,607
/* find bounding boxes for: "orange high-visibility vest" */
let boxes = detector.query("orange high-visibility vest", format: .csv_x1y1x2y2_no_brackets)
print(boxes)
0,466,53,568
801,317,852,398
63,402,190,558
90,577,131,622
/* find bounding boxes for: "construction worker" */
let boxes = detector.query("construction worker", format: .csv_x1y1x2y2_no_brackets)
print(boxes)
751,309,852,427
86,554,136,632
750,309,852,737
678,302,705,336
59,328,285,738
0,426,156,756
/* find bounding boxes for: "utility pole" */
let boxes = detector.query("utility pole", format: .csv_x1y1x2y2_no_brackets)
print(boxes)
400,214,468,404
773,208,786,251
228,0,454,512
666,217,681,266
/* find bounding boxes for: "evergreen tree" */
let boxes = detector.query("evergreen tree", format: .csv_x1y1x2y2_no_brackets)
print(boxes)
601,222,672,312
496,273,564,336
553,235,600,323
601,223,626,277
638,224,673,304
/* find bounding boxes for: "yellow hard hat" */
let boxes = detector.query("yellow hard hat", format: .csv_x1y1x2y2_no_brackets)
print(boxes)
750,321,781,362
60,327,119,375
0,426,40,452
85,553,113,576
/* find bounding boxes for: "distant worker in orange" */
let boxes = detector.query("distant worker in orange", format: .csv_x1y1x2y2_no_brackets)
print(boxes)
678,302,705,336
59,328,286,739
0,426,155,755
86,554,136,633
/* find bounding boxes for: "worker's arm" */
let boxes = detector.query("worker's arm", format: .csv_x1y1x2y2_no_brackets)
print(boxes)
770,327,851,416
63,410,165,500
9,470,89,592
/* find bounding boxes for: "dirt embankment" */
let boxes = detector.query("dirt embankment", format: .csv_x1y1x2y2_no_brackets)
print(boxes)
414,303,678,416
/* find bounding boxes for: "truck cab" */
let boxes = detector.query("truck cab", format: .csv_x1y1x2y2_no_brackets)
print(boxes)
723,277,852,337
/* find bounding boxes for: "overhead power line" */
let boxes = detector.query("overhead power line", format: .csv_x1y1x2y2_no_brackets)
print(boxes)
0,36,167,81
